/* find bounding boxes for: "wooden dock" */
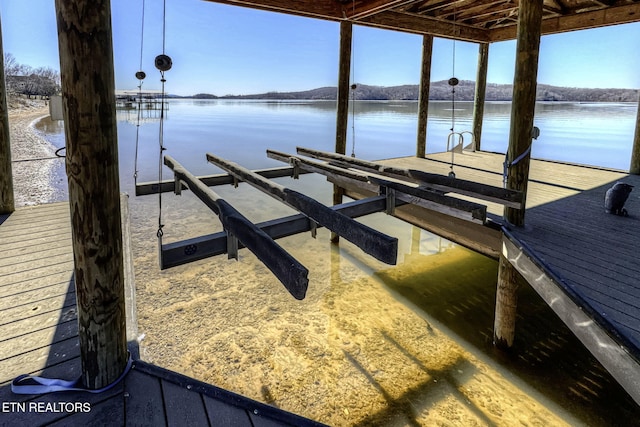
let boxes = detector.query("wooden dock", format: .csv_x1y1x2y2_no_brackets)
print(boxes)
0,202,324,426
372,151,640,404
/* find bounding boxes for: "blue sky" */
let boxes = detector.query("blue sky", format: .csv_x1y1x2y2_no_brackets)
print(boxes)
2,0,640,96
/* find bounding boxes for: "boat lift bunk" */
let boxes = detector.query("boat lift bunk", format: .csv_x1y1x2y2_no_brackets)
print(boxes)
139,147,524,300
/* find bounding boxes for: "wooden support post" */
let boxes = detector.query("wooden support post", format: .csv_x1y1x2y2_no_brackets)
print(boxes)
630,92,640,174
416,35,433,158
494,253,521,349
503,0,543,227
336,21,352,157
472,43,489,152
0,16,15,215
55,0,128,389
333,20,353,242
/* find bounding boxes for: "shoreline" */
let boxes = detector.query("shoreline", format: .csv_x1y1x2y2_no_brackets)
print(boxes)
7,101,66,207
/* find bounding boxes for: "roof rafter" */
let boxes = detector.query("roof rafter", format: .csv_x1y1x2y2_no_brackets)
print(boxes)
343,0,416,19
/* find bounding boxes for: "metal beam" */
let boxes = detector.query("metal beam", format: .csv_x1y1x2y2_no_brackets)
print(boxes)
164,155,309,300
161,195,402,269
267,149,488,223
135,166,307,196
295,147,523,208
206,152,398,265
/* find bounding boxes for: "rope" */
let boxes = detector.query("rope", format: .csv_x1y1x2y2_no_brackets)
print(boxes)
12,354,133,395
503,146,531,187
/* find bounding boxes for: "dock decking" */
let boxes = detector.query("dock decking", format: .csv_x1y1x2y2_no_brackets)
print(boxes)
0,202,324,426
376,151,640,404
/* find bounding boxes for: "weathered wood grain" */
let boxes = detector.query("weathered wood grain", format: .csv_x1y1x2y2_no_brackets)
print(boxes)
55,0,128,389
0,17,14,215
206,153,398,264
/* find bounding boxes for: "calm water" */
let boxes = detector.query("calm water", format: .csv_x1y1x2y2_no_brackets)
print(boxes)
111,100,636,185
35,100,640,425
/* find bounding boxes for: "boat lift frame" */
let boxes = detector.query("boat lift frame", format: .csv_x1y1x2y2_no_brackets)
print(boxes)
140,147,523,299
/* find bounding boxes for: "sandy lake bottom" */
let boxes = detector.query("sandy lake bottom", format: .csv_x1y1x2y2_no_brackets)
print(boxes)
123,174,638,426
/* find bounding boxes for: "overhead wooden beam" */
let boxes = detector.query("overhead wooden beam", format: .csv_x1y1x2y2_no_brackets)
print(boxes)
416,35,433,158
490,2,640,41
296,147,524,208
358,10,491,42
345,0,415,20
0,15,14,215
202,0,342,20
55,0,127,389
206,153,398,265
164,155,309,299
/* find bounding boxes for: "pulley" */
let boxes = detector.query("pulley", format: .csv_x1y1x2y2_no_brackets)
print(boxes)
135,71,146,80
448,77,459,87
155,54,172,72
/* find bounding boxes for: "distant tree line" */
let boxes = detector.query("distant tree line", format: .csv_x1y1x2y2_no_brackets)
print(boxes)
193,80,639,103
3,53,61,98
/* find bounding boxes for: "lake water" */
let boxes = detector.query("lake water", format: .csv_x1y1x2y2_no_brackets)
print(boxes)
35,100,639,425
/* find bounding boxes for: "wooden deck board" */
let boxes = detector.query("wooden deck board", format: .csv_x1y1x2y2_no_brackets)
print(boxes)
0,202,326,426
380,152,640,400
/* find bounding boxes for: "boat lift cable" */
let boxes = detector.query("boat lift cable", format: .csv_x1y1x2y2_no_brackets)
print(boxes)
133,0,146,186
447,6,459,178
155,0,172,240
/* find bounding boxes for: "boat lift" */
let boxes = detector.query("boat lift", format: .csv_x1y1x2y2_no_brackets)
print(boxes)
137,147,523,300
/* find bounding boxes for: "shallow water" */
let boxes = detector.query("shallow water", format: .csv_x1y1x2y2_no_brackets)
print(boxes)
33,100,640,425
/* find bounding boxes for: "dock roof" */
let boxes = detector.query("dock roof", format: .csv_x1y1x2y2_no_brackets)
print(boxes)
203,0,640,42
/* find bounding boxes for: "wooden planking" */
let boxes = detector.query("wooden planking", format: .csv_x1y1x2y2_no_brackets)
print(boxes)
502,234,640,406
203,395,253,426
124,368,168,427
0,203,324,427
0,336,80,384
508,172,640,353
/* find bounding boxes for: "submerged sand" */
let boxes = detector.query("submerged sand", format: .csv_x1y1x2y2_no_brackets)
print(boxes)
7,104,638,426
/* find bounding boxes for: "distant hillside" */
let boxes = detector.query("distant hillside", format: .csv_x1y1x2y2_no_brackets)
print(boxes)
192,80,638,102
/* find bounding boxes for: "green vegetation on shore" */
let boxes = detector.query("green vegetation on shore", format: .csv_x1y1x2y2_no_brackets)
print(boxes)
191,80,638,102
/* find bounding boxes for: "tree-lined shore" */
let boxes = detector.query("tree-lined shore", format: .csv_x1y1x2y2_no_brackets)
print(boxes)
193,80,638,102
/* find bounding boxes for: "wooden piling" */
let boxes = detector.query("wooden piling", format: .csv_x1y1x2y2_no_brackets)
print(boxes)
494,254,521,349
0,16,15,215
630,91,640,174
55,0,128,389
503,0,543,227
472,43,489,152
494,0,543,351
416,35,433,158
333,20,353,242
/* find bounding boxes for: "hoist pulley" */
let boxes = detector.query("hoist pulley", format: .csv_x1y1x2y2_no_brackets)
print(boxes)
155,54,172,72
